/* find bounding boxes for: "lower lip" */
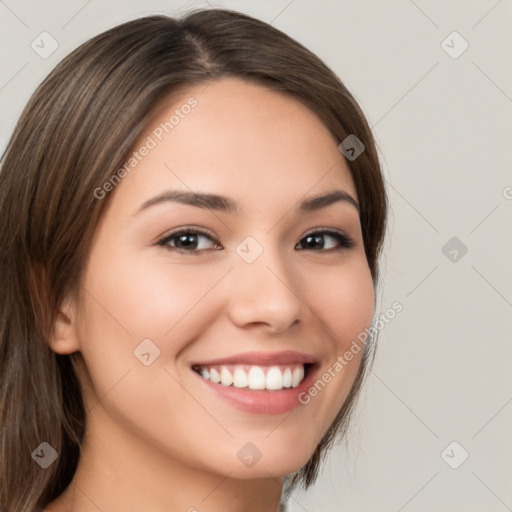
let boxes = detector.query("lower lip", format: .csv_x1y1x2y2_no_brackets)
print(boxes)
193,366,318,415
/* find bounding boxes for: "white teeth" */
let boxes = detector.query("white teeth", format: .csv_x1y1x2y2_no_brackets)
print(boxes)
233,368,249,388
196,364,307,391
282,368,292,388
265,366,283,390
220,366,233,386
291,366,304,388
248,366,266,390
209,368,221,383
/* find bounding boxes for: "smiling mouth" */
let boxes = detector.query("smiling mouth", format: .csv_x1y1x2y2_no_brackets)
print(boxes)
191,363,313,391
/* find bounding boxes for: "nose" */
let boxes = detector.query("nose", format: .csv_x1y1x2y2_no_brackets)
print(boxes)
225,246,306,334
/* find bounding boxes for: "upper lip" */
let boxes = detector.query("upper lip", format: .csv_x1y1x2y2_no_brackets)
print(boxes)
191,350,318,367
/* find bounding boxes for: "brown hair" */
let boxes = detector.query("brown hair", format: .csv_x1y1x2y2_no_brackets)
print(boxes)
0,8,387,510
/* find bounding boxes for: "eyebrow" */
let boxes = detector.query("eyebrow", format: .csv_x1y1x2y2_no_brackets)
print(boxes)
134,189,359,216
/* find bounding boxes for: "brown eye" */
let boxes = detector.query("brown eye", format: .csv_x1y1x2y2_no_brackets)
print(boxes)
158,229,221,253
296,230,355,251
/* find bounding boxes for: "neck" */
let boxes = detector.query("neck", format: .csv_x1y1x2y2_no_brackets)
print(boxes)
46,404,284,512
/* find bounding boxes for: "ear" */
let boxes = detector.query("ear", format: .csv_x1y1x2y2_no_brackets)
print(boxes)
48,294,81,355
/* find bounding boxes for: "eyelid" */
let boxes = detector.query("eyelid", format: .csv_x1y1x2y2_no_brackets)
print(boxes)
302,226,347,237
157,226,219,242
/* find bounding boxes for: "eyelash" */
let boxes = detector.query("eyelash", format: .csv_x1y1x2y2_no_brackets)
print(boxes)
157,227,356,255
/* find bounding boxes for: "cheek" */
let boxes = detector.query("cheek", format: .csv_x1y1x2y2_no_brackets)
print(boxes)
304,258,375,348
75,252,233,410
81,248,231,347
297,258,374,430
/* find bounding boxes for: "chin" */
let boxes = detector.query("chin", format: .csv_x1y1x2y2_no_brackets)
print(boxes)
225,455,311,481
202,435,318,480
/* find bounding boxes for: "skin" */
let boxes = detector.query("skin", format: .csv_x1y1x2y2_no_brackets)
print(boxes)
46,77,375,512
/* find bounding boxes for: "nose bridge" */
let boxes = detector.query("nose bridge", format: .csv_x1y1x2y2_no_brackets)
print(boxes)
226,236,304,331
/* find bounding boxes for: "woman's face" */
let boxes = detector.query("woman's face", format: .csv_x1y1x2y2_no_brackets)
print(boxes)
63,77,374,479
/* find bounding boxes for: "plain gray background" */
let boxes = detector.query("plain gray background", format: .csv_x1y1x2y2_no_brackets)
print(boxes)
1,1,511,510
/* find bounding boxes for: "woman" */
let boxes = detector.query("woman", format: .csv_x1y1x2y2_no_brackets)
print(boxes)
0,8,387,512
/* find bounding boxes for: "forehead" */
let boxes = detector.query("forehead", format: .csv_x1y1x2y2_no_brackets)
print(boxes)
114,77,356,211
